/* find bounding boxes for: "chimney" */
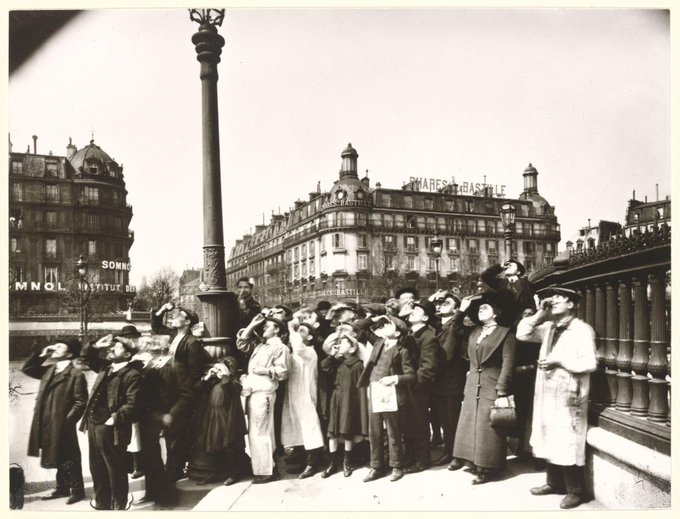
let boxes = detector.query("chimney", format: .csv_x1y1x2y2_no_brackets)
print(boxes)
66,137,78,159
317,181,321,193
656,184,659,201
32,135,37,154
8,133,12,152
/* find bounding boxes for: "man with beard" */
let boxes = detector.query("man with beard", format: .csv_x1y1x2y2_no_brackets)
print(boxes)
23,339,87,505
236,277,261,330
81,338,141,510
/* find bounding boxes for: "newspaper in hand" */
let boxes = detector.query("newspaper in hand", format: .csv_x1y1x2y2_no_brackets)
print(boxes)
370,381,398,413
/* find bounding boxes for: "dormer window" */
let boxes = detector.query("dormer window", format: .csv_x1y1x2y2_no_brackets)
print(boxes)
87,160,99,174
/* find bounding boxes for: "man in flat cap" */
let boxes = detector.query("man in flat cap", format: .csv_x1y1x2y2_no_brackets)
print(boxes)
238,313,290,483
152,302,211,482
517,286,597,509
402,299,440,473
23,339,87,505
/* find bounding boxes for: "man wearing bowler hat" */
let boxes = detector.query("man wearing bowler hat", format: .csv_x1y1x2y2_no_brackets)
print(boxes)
402,298,440,473
238,312,290,483
23,339,87,505
517,286,596,509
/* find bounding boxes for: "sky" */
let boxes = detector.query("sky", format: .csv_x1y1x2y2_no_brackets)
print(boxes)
7,7,671,286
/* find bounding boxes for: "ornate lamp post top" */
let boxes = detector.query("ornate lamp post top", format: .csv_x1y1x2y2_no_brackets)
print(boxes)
75,255,88,277
429,235,443,256
189,8,225,30
500,202,517,228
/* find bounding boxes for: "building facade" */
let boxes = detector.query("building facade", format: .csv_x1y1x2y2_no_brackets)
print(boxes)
226,143,561,306
8,137,135,357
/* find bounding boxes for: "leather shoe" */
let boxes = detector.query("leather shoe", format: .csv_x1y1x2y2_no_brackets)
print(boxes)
447,459,465,471
389,468,404,482
223,476,239,486
42,490,69,500
560,494,585,509
363,469,385,482
530,484,566,496
403,463,427,474
133,495,154,505
299,465,316,479
433,454,453,466
66,493,84,505
252,472,280,484
471,473,491,485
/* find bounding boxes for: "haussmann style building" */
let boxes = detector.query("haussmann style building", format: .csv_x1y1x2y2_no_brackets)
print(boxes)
8,136,136,358
226,143,561,306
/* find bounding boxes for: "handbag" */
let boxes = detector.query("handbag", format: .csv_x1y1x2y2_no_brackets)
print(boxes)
489,395,517,430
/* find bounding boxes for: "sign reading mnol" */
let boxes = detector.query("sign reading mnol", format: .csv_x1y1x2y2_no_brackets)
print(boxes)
406,176,506,197
13,282,137,293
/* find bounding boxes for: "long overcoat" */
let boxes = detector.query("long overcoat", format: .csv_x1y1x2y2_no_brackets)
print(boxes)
326,355,369,438
24,352,88,468
516,316,597,466
453,325,515,469
433,312,469,397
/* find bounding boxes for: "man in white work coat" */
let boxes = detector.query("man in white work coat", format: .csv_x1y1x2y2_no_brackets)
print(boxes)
516,286,597,510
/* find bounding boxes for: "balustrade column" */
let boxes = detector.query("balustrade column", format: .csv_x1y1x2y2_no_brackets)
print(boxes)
591,284,607,404
647,270,669,423
630,276,650,417
615,279,633,412
603,281,619,406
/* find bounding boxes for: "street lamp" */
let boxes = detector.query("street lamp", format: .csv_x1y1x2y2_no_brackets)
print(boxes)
500,202,517,261
75,255,89,342
429,235,443,291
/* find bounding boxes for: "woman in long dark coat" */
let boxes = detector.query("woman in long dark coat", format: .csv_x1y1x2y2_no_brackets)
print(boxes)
449,292,516,484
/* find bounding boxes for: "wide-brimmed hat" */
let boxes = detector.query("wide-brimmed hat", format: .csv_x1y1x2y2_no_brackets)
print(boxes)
536,285,581,304
395,286,419,300
466,290,515,327
412,299,437,321
119,324,141,338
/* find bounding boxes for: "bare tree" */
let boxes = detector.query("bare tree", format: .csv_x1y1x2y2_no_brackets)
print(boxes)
133,266,179,311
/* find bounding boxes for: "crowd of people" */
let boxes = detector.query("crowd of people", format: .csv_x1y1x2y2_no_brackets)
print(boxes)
22,261,598,510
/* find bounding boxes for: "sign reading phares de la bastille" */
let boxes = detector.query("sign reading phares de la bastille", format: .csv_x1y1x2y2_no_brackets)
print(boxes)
406,176,506,197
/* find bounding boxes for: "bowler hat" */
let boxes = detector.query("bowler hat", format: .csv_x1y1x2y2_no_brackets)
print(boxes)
537,285,581,304
395,286,419,300
413,299,437,321
264,315,288,334
505,260,526,277
466,290,515,327
119,324,141,338
314,300,332,314
64,338,83,358
362,302,386,316
434,291,461,308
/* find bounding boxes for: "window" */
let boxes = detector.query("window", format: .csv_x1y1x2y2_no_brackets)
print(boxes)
45,239,57,257
309,240,315,255
333,233,344,249
524,241,536,254
294,247,299,260
87,161,99,174
466,239,479,251
301,244,307,257
478,219,486,233
445,198,454,211
12,183,23,201
356,212,368,226
405,235,417,251
657,207,665,219
357,253,368,270
46,162,58,177
524,259,533,272
14,266,25,283
46,211,57,229
487,240,498,252
383,235,395,248
447,238,459,253
11,160,23,175
424,198,434,210
406,255,418,271
114,270,125,285
546,243,554,253
381,193,392,207
320,237,326,253
309,260,315,276
383,214,394,228
429,257,438,271
10,238,18,252
403,195,413,209
357,233,368,248
46,184,59,203
384,254,394,270
286,249,293,262
84,186,99,203
302,261,308,277
44,266,59,284
87,213,100,230
294,264,299,278
88,240,97,256
467,219,477,232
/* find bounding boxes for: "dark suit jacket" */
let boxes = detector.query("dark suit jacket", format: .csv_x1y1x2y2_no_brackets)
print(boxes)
80,363,142,448
481,264,536,322
433,311,469,397
23,352,87,467
409,325,440,387
151,313,211,421
357,335,416,406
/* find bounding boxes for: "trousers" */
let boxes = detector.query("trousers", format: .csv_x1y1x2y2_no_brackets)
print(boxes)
435,395,463,457
546,463,586,496
247,391,277,476
88,423,129,510
368,401,404,469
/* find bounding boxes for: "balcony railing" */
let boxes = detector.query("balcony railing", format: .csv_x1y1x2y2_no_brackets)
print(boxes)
530,222,670,454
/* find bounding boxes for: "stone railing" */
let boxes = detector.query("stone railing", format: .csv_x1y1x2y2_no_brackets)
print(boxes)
531,223,670,454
